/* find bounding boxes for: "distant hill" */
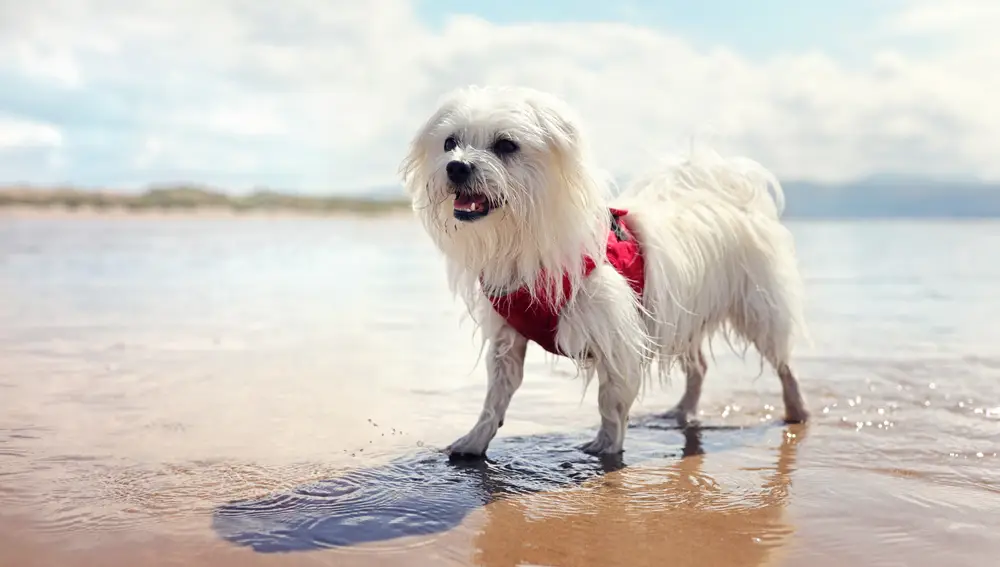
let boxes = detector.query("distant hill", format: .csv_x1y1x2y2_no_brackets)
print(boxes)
781,178,1000,219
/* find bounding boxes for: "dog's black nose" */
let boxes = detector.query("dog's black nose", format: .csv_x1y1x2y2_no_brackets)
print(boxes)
446,160,472,185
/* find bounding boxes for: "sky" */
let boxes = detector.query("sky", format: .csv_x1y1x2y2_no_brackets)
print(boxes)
0,0,998,194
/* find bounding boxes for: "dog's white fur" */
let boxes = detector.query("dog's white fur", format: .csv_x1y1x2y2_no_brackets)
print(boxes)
399,85,810,456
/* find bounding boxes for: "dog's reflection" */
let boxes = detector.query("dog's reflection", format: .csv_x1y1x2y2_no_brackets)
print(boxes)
468,424,807,567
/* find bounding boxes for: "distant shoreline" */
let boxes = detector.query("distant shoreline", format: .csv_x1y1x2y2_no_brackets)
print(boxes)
0,205,419,221
0,185,412,217
3,184,1000,221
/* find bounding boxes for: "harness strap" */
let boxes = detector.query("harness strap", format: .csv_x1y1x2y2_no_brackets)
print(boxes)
610,209,629,243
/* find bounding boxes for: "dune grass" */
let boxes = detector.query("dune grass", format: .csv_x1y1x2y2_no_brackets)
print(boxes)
0,185,411,216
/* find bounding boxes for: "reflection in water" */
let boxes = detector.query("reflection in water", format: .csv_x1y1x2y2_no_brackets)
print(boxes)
473,424,806,567
211,419,790,558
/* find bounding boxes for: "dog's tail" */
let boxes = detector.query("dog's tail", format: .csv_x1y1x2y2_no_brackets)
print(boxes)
619,147,786,220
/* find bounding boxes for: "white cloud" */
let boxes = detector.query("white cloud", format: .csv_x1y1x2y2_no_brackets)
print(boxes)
0,0,998,191
0,114,64,183
0,115,62,148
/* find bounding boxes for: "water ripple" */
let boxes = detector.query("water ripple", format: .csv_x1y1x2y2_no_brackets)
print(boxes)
212,419,769,553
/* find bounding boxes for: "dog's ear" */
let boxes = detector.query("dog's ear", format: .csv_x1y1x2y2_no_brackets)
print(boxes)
525,93,610,210
527,96,583,165
398,105,451,197
526,94,601,198
398,141,423,197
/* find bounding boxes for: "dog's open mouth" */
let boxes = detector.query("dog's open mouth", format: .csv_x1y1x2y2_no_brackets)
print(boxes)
453,192,497,222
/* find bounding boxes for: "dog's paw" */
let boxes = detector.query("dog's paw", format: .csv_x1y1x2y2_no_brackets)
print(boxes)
577,432,623,456
444,433,490,459
658,406,700,428
446,450,486,462
783,406,810,424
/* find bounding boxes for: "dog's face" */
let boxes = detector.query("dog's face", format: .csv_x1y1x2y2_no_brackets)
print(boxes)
400,86,611,305
400,86,586,233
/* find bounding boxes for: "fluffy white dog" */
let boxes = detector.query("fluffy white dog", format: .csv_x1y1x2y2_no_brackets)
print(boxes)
399,85,810,457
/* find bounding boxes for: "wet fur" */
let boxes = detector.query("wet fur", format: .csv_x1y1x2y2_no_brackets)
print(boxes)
399,85,810,457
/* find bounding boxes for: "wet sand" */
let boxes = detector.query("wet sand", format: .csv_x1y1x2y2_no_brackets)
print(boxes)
2,215,999,567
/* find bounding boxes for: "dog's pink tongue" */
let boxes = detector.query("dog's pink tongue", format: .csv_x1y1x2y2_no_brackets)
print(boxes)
454,194,486,211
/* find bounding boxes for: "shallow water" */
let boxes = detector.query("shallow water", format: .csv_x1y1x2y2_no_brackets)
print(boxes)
1,214,999,567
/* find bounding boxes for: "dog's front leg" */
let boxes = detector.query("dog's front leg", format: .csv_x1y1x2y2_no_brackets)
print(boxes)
560,265,648,456
578,359,641,455
445,323,527,458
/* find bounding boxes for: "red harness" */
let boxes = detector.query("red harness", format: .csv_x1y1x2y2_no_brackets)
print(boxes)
485,208,645,356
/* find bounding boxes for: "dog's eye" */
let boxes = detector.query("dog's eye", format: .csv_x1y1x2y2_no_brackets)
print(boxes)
492,139,519,156
443,136,458,152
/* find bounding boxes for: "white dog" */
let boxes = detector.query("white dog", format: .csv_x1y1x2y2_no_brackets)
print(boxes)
399,85,810,457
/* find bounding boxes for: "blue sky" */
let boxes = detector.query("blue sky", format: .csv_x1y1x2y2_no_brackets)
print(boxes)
0,0,996,193
418,0,906,60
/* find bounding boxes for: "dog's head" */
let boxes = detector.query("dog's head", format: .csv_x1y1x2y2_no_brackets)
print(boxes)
400,86,610,295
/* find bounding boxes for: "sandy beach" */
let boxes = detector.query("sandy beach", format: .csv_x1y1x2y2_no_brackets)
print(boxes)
2,213,999,567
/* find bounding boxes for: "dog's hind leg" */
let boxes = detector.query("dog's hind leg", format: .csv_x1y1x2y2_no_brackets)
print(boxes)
775,363,808,423
658,348,707,427
737,270,810,424
740,320,809,424
445,323,528,458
